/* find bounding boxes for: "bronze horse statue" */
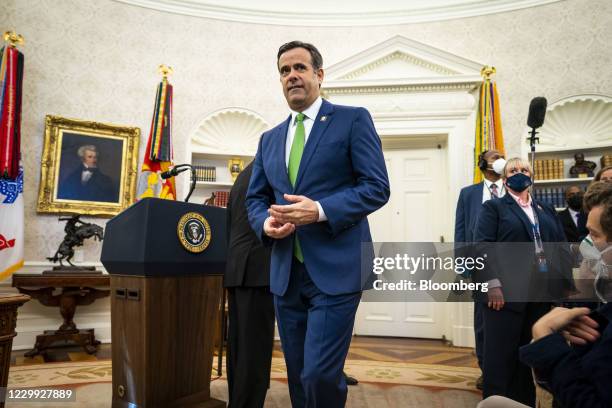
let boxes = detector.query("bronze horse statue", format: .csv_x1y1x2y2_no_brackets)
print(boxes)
47,215,104,267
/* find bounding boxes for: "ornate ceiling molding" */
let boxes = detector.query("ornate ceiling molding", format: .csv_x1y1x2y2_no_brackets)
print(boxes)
113,0,562,26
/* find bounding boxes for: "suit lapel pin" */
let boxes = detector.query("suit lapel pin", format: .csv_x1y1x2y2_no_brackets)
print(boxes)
320,116,327,122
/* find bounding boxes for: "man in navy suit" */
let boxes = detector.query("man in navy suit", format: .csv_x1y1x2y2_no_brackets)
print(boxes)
557,185,588,243
454,149,505,388
246,41,390,407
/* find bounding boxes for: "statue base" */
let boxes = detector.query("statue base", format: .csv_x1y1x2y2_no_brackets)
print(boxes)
43,266,102,275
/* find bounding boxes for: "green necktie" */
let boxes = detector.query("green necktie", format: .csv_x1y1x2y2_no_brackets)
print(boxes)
288,113,305,262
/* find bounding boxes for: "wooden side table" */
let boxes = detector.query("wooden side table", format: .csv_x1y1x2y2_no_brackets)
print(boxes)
0,293,30,407
11,272,109,356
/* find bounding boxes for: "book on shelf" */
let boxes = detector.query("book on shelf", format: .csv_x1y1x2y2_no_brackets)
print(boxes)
534,187,566,209
213,190,229,208
534,158,565,180
192,165,217,182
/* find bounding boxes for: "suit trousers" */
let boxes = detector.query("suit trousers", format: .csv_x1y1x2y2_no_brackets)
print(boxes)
227,287,275,408
482,302,550,407
275,259,361,408
474,301,485,369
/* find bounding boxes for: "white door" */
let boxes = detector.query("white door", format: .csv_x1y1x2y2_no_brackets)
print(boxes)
355,138,450,339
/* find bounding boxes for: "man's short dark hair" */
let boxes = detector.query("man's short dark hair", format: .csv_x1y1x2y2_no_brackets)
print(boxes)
584,181,612,238
277,41,323,71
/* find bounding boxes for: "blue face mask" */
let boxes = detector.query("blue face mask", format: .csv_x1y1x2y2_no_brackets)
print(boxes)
505,173,532,192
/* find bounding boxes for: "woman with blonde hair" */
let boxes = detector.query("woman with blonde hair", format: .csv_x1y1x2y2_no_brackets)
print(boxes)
474,157,573,406
594,165,612,183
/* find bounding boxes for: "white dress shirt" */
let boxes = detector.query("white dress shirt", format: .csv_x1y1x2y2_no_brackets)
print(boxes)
284,96,326,221
507,190,535,224
81,165,95,184
285,96,322,166
482,179,505,203
568,208,579,226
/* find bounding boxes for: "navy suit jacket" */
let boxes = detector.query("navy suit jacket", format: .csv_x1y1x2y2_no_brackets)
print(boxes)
473,193,573,309
246,100,390,296
58,165,117,202
557,208,588,243
454,182,484,245
520,303,612,407
454,182,484,276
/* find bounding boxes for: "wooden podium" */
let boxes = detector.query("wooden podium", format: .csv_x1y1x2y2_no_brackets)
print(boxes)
101,198,227,408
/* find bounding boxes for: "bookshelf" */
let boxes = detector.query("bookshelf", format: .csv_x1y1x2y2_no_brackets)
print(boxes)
534,177,594,185
187,108,269,207
522,94,612,211
190,152,255,206
196,181,235,187
529,146,611,211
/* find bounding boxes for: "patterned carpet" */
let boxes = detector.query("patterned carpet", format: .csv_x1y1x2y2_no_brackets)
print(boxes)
5,358,481,407
8,358,480,391
6,337,482,407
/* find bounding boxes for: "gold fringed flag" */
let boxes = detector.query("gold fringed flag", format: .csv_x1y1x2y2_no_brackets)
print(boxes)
0,31,25,280
473,66,505,184
0,37,24,179
137,66,176,200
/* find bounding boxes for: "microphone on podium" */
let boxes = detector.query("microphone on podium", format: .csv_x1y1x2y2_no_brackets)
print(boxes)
159,164,196,203
160,164,191,179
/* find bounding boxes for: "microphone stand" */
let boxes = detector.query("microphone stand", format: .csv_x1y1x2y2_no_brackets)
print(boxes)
162,164,196,203
527,127,539,182
184,166,196,203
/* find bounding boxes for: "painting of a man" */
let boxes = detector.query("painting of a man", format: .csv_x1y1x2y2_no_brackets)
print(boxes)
56,134,122,203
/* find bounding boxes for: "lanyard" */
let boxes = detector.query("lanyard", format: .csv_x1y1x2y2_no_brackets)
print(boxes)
530,203,545,255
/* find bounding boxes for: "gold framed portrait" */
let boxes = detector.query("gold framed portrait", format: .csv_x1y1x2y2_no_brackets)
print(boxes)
37,115,140,217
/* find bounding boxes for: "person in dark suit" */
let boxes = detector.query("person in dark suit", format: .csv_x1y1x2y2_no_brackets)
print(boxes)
479,181,612,408
474,157,573,406
225,161,274,408
246,41,390,407
454,149,505,388
58,145,117,202
519,181,612,408
557,185,588,243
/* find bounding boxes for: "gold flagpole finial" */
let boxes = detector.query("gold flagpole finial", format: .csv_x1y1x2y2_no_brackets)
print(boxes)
3,31,25,48
480,66,496,80
158,64,173,80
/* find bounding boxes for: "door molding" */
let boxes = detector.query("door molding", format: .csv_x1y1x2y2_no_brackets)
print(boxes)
325,36,480,346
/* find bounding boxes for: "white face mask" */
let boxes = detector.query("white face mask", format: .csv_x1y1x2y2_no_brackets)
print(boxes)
581,236,612,303
594,258,612,304
579,235,601,261
492,158,507,175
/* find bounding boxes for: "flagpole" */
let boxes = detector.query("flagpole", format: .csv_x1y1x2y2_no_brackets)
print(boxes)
158,64,173,82
3,31,25,48
480,65,496,153
480,65,495,81
0,30,25,279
